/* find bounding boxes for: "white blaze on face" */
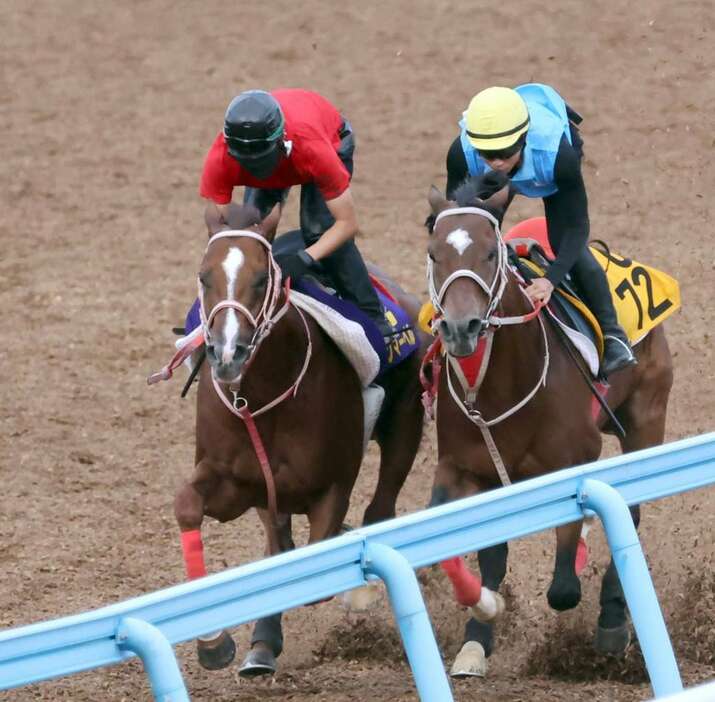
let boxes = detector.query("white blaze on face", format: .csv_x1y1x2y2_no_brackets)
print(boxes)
446,228,473,256
220,247,244,363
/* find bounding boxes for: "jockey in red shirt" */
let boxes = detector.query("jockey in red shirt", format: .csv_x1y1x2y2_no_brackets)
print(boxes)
200,88,390,336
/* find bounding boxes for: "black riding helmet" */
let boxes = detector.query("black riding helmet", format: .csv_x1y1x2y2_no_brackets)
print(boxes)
223,90,285,179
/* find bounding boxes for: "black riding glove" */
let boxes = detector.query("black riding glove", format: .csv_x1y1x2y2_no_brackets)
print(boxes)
274,250,314,282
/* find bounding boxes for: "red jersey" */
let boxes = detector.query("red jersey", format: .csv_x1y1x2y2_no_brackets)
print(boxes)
200,89,351,204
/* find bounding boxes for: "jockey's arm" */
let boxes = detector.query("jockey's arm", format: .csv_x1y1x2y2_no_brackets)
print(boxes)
542,138,590,287
304,188,358,261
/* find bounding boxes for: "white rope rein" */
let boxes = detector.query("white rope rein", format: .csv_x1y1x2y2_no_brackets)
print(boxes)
428,207,551,485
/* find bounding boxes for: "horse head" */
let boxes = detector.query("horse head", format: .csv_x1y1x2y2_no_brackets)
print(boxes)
199,202,282,383
426,174,510,357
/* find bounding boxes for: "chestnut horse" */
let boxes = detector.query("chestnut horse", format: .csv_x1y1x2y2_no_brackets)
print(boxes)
424,175,673,678
173,203,426,676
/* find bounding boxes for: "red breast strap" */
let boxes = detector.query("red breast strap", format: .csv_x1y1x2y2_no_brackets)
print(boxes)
455,336,489,388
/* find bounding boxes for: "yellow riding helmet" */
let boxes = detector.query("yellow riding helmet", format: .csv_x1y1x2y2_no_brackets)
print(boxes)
464,87,530,151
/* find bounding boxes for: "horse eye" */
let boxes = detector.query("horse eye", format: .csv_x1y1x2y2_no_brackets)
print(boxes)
253,272,268,289
487,249,497,262
199,272,211,288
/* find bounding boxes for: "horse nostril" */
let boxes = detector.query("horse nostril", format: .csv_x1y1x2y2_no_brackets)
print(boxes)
205,343,217,361
467,318,483,336
234,344,250,363
439,319,452,340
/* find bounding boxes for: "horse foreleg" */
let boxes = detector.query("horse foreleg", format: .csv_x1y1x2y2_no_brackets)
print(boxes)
594,334,670,653
174,479,237,670
363,385,423,525
240,511,294,678
451,543,509,679
547,521,583,611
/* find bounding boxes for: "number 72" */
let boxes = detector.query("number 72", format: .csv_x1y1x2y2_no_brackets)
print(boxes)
614,266,673,330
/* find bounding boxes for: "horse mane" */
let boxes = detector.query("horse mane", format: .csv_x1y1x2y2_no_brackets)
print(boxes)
425,172,509,233
453,172,509,215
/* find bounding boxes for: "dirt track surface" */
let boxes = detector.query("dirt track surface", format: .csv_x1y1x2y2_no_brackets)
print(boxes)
2,1,714,700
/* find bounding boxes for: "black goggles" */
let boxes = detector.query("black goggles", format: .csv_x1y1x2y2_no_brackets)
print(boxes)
477,137,525,162
225,136,278,159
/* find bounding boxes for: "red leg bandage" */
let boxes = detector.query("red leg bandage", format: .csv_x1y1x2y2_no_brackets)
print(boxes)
181,529,207,580
574,536,588,576
440,556,482,607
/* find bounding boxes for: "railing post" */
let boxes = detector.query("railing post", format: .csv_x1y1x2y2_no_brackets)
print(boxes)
363,541,453,702
579,478,683,698
116,618,190,702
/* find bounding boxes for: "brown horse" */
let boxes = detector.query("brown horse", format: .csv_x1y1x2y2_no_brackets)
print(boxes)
424,175,673,677
172,203,427,676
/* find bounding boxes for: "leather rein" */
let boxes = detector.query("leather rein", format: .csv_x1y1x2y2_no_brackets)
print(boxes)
200,229,313,527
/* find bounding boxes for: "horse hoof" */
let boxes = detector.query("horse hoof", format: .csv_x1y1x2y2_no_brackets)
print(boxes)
450,641,488,678
594,623,631,655
547,578,581,611
196,630,236,670
342,581,383,612
471,588,505,623
239,644,277,678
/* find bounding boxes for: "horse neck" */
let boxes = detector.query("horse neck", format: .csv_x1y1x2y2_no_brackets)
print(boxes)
236,301,311,403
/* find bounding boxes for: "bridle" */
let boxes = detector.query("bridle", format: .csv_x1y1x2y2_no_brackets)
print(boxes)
199,229,312,417
426,207,550,485
200,229,288,372
428,207,509,328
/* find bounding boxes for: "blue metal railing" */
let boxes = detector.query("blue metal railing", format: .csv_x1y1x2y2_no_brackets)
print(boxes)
1,432,714,700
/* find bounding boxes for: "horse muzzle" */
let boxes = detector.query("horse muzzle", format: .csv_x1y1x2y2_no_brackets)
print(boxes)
205,339,252,383
438,316,484,357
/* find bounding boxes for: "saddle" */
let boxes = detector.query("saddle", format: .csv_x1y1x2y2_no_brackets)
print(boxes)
504,217,681,375
270,230,418,378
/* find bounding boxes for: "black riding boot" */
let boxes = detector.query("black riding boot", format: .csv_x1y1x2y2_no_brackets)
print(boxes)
569,250,637,377
314,239,391,334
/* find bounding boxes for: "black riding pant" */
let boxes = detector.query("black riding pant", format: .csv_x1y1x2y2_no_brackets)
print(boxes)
243,123,384,324
543,128,624,340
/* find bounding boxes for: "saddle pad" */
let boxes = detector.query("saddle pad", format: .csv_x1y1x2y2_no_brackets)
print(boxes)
504,217,681,345
292,277,419,376
290,289,380,387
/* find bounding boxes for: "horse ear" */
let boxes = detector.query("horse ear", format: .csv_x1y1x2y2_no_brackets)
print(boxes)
483,184,510,216
428,185,450,215
260,203,281,243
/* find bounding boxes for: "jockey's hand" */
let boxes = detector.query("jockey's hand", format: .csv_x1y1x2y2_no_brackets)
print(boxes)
274,250,314,282
525,277,554,305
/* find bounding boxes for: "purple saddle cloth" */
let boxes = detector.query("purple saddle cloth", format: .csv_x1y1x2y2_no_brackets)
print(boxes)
184,278,418,377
